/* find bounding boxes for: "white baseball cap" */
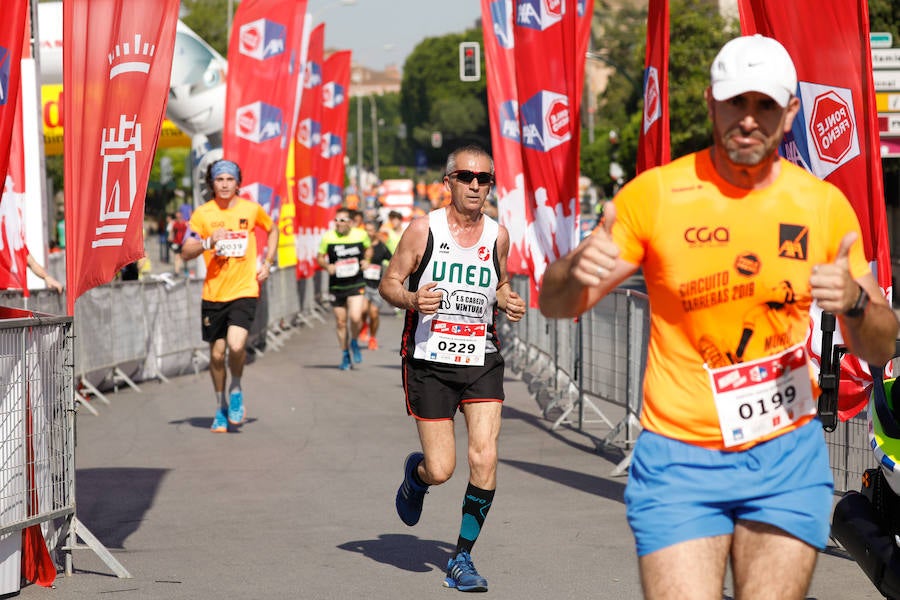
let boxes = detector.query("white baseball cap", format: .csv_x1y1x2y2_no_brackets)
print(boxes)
710,35,797,107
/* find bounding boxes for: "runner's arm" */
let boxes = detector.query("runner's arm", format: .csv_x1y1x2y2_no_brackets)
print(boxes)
379,217,431,312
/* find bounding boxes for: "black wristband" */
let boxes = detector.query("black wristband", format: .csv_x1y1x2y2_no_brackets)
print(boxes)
845,285,869,318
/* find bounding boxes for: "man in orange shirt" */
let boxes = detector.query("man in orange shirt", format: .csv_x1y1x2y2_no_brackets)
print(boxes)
540,36,898,599
181,160,278,433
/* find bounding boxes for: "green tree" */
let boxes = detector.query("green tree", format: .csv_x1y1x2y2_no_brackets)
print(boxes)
584,0,733,192
400,30,490,168
869,0,900,45
181,0,230,57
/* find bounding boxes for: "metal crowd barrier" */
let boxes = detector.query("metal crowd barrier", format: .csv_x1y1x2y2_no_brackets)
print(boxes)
500,274,879,486
1,266,329,417
0,306,128,580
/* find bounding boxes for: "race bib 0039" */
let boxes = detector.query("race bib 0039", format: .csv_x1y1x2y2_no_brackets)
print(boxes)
215,231,249,257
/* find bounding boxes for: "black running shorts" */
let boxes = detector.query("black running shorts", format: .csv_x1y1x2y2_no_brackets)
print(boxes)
201,297,257,342
402,352,505,420
331,286,366,308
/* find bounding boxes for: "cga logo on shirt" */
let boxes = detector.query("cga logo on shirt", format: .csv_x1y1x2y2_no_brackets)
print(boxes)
239,19,286,60
683,226,729,247
516,0,563,31
478,246,491,261
236,101,283,144
520,90,570,152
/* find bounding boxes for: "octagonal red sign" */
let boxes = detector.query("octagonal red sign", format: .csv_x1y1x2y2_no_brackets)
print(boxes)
809,91,854,165
547,100,570,139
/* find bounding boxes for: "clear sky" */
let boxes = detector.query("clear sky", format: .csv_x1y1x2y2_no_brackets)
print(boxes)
308,0,483,72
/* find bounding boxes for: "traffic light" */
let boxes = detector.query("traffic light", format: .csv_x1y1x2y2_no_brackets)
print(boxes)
459,41,480,82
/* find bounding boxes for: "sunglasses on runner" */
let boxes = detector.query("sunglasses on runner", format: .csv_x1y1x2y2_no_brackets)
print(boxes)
334,217,352,223
448,170,493,186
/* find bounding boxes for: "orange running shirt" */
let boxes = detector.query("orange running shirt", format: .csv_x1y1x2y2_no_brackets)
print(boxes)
612,150,870,450
189,198,274,302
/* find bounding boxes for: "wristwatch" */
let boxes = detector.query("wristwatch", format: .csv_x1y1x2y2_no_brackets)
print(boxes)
845,285,869,318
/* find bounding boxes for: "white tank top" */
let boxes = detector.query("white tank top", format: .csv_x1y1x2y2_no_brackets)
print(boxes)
404,208,501,362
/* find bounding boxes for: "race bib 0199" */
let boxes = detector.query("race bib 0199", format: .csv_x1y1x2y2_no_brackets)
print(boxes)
705,344,816,448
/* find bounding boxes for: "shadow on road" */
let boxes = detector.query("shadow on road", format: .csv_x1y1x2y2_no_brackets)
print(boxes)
337,534,455,573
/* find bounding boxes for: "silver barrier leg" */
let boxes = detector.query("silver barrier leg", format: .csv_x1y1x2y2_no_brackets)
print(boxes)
79,377,110,406
61,515,132,578
191,349,209,376
599,413,642,477
74,391,100,416
111,367,141,393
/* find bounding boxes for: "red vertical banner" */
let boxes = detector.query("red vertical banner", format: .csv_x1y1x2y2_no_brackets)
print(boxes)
636,0,670,174
0,63,28,294
223,0,309,218
512,0,592,303
317,50,351,230
293,23,324,279
0,1,29,293
738,0,891,419
63,0,179,315
481,0,528,276
0,0,28,192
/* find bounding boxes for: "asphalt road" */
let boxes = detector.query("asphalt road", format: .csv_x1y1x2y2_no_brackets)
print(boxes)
13,309,887,599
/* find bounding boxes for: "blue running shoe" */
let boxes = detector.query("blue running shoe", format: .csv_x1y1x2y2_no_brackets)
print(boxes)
339,351,352,371
210,409,228,433
395,452,428,526
350,339,362,363
227,390,245,425
443,551,488,592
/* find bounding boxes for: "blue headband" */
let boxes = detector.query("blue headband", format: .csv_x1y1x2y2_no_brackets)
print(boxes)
210,160,240,183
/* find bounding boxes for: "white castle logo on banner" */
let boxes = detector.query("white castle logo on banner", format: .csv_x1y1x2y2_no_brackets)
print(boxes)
95,34,155,248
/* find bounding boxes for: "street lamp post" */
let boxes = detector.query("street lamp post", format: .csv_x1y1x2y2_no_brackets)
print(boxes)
370,97,379,180
357,94,364,196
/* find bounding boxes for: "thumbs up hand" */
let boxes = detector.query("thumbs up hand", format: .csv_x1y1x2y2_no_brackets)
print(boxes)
809,231,862,315
569,201,621,287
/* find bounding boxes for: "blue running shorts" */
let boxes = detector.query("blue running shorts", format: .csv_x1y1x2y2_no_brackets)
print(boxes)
624,419,833,557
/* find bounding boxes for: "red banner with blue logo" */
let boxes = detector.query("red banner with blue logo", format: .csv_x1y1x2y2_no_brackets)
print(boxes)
636,0,670,174
0,0,29,293
511,0,592,303
481,0,528,276
738,0,891,420
317,50,351,230
0,0,28,202
223,0,309,219
63,0,179,315
292,22,323,279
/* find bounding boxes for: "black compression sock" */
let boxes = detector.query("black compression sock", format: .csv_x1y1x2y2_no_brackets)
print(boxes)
456,483,495,554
